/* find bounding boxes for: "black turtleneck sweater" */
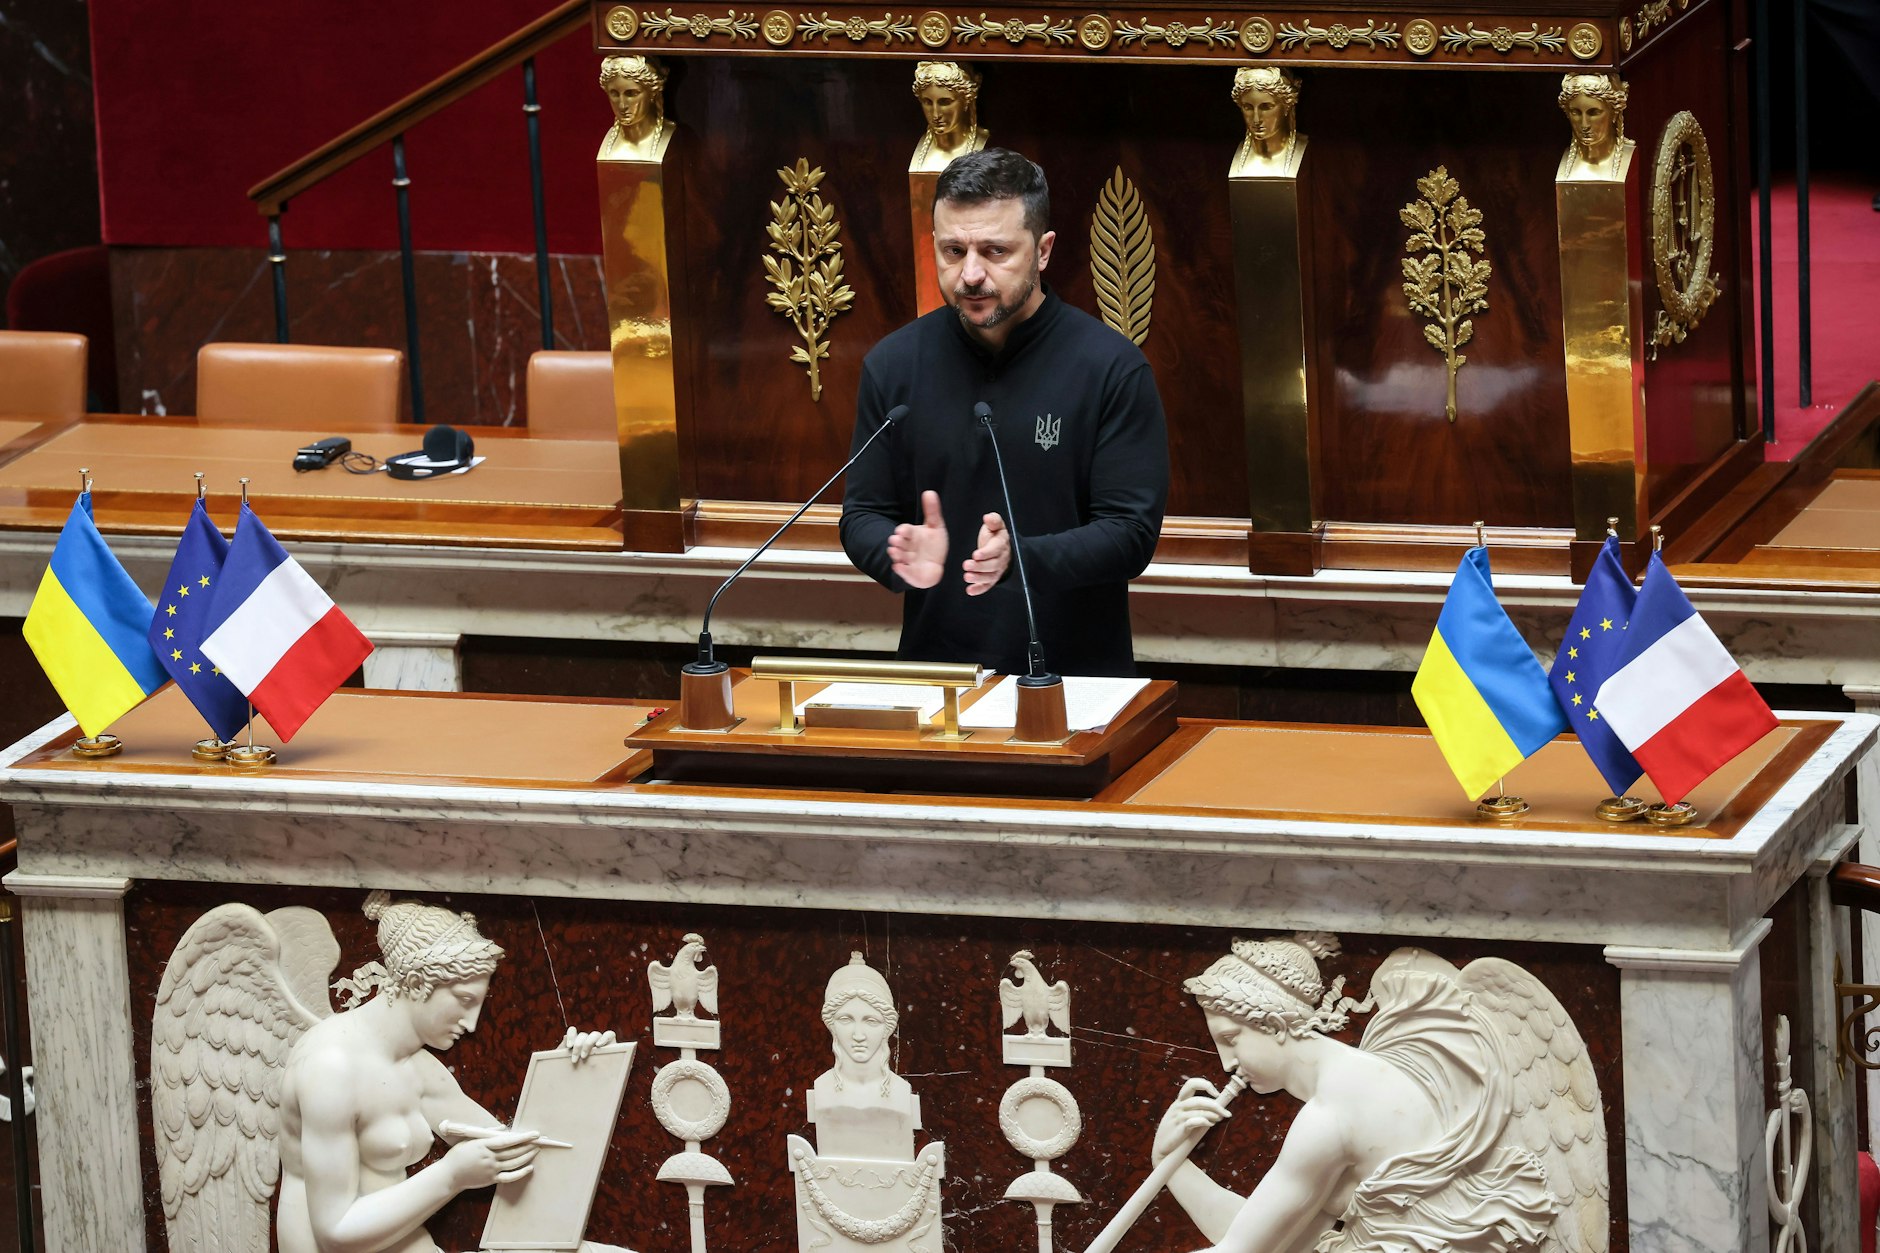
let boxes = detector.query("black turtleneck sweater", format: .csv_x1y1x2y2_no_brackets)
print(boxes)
839,289,1170,677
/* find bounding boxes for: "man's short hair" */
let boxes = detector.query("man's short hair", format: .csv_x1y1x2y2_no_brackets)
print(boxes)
934,149,1050,239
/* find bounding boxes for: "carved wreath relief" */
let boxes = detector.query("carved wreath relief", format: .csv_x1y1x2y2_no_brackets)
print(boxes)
998,951,1083,1250
1648,110,1721,358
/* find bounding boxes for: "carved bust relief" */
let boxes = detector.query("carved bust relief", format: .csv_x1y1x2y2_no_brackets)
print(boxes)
1558,72,1633,180
1230,67,1304,177
910,61,988,173
599,54,675,162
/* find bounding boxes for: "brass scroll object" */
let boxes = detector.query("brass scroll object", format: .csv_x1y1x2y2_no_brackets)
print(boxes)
1400,165,1490,423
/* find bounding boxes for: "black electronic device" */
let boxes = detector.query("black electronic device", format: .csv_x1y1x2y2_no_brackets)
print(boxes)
385,425,476,480
975,401,1055,685
292,436,352,472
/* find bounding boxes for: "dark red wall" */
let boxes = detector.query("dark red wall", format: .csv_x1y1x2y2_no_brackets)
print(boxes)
90,0,606,254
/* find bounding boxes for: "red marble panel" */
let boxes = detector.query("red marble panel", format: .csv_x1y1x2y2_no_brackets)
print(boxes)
125,881,1628,1252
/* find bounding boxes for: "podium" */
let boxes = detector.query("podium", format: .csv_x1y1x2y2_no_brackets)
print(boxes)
628,670,1177,797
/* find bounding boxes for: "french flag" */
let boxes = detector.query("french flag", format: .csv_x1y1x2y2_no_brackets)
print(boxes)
199,504,372,742
1593,554,1776,804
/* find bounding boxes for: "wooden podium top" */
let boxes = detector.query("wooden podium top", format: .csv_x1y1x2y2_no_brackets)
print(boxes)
7,684,1835,839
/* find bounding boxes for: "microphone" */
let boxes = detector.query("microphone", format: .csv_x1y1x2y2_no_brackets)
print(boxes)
678,404,908,729
975,401,1053,686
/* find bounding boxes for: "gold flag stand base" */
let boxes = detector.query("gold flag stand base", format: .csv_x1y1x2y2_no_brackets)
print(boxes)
71,735,122,759
227,744,277,770
192,739,235,762
1647,801,1697,827
1595,795,1650,822
1475,794,1530,820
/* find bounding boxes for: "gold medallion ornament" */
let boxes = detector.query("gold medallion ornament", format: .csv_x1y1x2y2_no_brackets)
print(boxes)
1618,20,1632,50
1090,166,1156,346
1078,13,1113,48
1404,17,1437,55
762,8,794,43
1648,110,1720,358
918,9,952,45
606,4,640,38
763,159,857,401
1400,165,1491,423
1567,21,1603,59
1239,15,1275,51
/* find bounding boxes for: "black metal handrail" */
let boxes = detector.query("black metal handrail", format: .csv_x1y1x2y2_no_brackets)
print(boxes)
245,0,587,418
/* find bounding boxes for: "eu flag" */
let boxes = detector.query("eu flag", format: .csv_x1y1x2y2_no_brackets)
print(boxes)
147,501,249,741
1548,536,1643,796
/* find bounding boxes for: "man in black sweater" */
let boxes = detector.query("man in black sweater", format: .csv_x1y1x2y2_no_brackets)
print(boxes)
839,149,1170,677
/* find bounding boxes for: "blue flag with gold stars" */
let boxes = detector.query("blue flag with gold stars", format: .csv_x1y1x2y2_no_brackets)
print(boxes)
1549,535,1643,796
147,501,248,741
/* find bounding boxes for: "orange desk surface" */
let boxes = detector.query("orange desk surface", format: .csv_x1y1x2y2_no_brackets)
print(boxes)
14,686,1832,839
0,416,624,550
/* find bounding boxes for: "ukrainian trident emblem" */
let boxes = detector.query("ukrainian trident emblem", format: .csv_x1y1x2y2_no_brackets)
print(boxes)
1034,413,1061,451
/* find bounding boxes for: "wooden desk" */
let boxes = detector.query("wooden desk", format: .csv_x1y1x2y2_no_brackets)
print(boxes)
0,414,624,550
1,695,1874,1253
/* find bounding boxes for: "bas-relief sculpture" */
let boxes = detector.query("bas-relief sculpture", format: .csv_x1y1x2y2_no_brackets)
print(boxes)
908,61,988,174
598,55,675,163
1765,1015,1810,1253
647,933,734,1253
998,951,1082,1253
152,892,625,1253
787,952,946,1253
1145,933,1609,1253
1229,67,1305,178
1557,72,1634,182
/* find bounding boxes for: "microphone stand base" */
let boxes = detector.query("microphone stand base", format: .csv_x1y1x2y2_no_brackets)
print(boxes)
680,664,740,732
1008,676,1072,746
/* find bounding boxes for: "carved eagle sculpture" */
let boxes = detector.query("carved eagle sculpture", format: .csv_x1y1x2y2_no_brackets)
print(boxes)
648,931,718,1021
151,903,341,1253
1000,949,1070,1038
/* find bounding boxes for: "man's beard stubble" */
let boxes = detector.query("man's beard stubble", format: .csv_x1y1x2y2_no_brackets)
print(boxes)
953,266,1038,333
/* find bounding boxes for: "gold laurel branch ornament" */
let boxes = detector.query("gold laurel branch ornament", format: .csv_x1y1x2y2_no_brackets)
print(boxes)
763,159,857,400
1090,166,1156,346
1400,165,1491,423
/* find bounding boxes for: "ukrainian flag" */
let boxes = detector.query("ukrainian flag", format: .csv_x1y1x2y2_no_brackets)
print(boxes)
23,493,166,737
1412,546,1567,799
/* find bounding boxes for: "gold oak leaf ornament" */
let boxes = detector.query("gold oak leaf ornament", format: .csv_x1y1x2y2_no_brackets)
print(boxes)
1400,165,1491,423
1090,166,1155,346
764,158,857,400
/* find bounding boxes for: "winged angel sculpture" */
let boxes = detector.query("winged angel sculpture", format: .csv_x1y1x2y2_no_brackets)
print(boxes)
152,891,617,1253
1151,933,1607,1253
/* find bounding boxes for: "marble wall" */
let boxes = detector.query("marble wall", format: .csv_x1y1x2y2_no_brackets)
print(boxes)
0,0,101,322
122,879,1629,1253
107,246,608,424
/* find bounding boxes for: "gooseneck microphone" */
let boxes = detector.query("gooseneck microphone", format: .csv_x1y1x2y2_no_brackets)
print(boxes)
975,401,1054,684
687,403,909,678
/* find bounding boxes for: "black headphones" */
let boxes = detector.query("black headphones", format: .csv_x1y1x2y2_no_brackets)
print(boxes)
385,425,476,480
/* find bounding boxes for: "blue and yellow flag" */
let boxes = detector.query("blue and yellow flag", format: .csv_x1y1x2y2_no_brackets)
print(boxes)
23,492,167,737
1412,546,1567,799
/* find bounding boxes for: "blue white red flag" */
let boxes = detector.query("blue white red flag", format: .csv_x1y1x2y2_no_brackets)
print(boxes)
199,503,372,742
1547,536,1644,797
147,501,250,742
1592,554,1776,804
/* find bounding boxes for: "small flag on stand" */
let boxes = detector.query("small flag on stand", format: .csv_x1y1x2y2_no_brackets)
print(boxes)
1412,546,1568,800
23,490,166,738
199,503,373,742
1547,535,1644,798
147,498,249,743
1593,553,1777,805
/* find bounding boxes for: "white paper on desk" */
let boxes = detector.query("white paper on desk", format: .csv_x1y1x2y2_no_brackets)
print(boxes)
957,675,1150,731
796,682,945,721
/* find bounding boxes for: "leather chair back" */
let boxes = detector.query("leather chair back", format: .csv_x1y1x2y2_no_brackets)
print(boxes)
525,351,616,438
196,342,405,427
0,330,88,419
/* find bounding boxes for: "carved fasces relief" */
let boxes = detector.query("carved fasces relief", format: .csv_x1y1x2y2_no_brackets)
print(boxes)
789,951,946,1252
998,951,1083,1248
153,893,627,1253
1765,1015,1812,1253
1648,110,1721,359
1098,932,1611,1253
649,932,735,1253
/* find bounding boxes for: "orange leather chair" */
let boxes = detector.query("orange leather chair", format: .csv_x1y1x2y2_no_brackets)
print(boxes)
525,351,616,438
195,342,405,427
0,330,88,419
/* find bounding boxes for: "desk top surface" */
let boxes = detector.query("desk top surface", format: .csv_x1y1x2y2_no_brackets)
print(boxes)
0,415,624,549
